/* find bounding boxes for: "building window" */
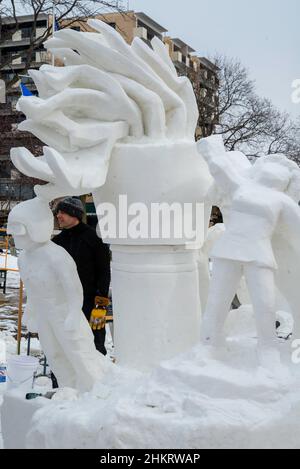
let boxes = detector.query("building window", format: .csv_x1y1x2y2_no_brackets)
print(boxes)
0,162,11,179
137,20,162,41
3,72,15,82
21,27,32,39
6,95,18,110
2,52,12,63
200,88,207,98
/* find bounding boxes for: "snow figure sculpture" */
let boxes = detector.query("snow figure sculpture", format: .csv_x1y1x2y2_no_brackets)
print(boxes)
197,135,300,366
10,19,212,371
7,198,110,391
197,148,253,311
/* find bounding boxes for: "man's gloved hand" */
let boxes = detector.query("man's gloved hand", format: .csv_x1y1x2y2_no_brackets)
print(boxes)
89,297,110,330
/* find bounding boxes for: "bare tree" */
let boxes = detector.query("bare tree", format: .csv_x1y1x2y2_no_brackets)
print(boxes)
211,55,300,163
0,0,11,16
0,0,124,90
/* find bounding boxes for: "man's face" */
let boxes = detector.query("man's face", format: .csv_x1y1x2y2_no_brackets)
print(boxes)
56,210,79,229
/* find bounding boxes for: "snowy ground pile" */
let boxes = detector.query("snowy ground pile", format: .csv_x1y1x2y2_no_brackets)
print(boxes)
5,305,298,450
2,253,299,449
23,334,300,449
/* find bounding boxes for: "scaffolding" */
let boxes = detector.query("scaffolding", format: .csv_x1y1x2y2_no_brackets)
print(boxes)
0,228,9,293
0,228,23,354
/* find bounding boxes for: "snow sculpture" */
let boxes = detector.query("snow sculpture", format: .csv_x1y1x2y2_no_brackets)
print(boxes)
7,197,110,391
11,19,202,200
10,19,212,370
197,135,300,366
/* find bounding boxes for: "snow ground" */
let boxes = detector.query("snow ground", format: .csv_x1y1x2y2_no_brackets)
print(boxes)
0,254,296,449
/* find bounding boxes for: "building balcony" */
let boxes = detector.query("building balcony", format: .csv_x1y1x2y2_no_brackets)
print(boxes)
135,12,167,37
2,13,48,26
1,58,50,71
171,50,183,63
133,26,148,40
0,38,31,49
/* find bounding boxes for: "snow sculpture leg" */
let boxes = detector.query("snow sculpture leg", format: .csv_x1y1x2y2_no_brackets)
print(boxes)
244,264,280,365
196,250,210,314
201,259,242,345
244,265,276,348
37,305,106,392
202,259,280,365
37,314,77,389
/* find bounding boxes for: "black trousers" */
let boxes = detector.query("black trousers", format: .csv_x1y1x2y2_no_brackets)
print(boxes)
83,297,107,356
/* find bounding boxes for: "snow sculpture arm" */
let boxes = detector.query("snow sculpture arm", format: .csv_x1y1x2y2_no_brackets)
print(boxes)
197,136,244,194
280,197,300,242
51,250,84,333
18,255,38,333
22,299,38,333
22,297,38,333
11,19,199,201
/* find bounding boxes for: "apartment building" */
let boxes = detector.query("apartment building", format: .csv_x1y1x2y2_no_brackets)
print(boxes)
0,13,50,105
193,56,220,138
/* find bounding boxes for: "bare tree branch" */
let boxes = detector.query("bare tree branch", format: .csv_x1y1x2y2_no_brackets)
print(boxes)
206,54,300,164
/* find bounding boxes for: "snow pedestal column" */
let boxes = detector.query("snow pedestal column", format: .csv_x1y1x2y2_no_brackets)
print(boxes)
93,142,212,371
111,245,201,371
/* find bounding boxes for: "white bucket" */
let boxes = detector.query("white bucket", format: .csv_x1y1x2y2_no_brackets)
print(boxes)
6,355,39,391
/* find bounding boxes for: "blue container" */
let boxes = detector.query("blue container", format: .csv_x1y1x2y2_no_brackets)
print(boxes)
0,365,7,383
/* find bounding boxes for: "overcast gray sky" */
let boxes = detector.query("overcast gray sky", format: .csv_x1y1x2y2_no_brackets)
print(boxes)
128,0,299,119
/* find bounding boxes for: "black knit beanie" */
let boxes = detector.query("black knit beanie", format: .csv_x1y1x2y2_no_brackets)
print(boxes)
55,197,84,221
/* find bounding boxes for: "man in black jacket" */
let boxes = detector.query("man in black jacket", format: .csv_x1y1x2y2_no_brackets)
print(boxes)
52,197,111,356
